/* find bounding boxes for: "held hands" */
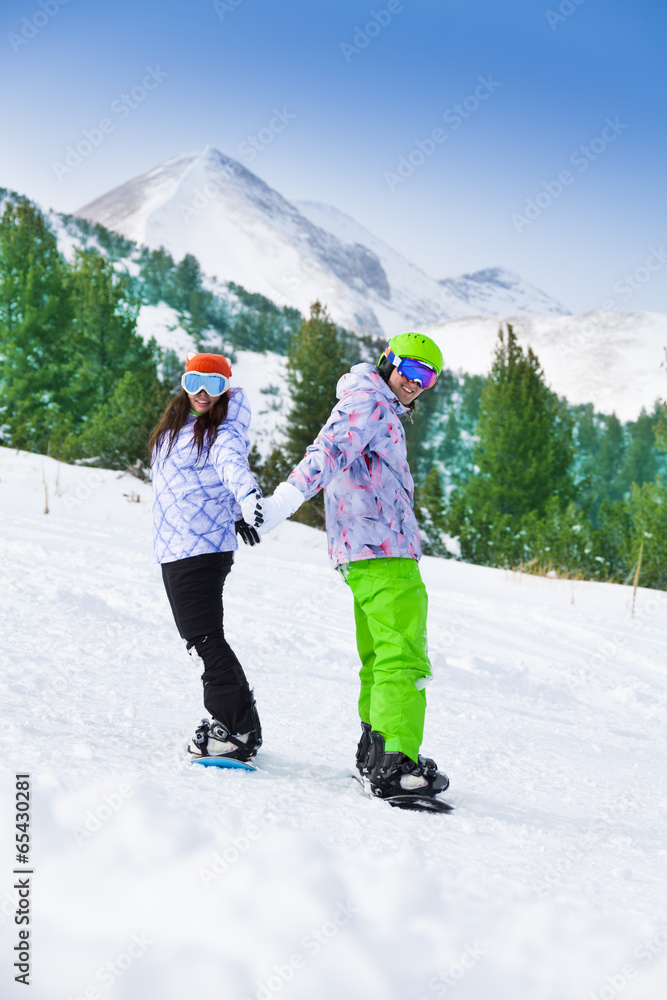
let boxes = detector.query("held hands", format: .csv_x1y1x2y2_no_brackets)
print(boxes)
235,519,261,546
240,490,263,528
242,482,304,535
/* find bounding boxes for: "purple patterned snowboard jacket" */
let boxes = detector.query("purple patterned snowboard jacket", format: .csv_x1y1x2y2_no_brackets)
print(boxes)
287,363,422,567
152,387,258,564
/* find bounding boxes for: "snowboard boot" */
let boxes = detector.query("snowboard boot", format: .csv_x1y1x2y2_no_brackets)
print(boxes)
188,696,262,762
355,721,372,775
364,731,449,799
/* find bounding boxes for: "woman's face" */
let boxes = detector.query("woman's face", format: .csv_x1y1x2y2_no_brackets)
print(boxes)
187,390,215,415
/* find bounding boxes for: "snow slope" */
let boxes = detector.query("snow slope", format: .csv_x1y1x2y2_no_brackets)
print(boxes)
420,311,667,420
74,148,568,338
1,447,667,1000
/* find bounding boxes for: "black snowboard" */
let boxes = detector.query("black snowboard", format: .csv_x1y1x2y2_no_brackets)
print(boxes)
353,775,454,813
384,793,454,813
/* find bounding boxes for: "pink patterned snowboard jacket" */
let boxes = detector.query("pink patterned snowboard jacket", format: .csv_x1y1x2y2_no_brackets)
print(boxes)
287,363,422,567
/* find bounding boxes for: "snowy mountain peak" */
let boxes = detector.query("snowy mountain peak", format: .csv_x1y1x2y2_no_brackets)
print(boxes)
77,147,393,336
438,266,571,318
76,147,569,337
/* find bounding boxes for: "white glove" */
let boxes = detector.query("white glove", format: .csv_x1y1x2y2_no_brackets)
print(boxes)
257,482,304,535
240,489,263,527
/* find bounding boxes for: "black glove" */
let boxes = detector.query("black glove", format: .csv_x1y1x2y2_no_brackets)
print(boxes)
235,518,261,546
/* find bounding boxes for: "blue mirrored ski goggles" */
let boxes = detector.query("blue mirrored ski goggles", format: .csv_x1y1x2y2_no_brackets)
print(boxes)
181,371,229,397
384,347,438,389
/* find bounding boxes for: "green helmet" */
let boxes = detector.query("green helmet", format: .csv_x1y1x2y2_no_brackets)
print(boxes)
380,332,443,376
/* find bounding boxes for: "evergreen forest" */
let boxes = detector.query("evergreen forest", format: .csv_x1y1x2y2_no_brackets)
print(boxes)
1,191,665,589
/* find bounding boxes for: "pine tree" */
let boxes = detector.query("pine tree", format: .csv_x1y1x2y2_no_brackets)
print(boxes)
283,301,348,527
0,198,73,451
415,466,449,557
66,248,144,419
627,480,667,590
447,325,574,565
614,409,658,497
597,413,625,503
140,247,176,305
72,369,168,471
473,325,573,516
160,348,185,396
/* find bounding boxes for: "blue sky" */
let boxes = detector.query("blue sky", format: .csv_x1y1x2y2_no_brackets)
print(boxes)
1,0,665,313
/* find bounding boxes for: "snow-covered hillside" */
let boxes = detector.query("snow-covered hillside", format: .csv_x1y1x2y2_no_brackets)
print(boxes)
135,298,665,424
74,147,568,338
133,303,288,456
1,447,666,1000
421,311,667,420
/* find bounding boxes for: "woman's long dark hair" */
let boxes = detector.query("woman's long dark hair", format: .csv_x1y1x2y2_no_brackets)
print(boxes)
148,389,230,465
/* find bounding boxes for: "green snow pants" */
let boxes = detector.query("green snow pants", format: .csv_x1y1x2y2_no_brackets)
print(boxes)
343,557,432,763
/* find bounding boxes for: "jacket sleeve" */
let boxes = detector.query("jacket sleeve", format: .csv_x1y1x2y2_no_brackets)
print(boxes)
287,391,386,500
211,389,259,503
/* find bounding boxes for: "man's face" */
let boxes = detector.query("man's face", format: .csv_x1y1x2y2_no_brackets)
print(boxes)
387,366,427,406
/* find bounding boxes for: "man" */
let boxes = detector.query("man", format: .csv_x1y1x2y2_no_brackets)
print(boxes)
242,332,449,800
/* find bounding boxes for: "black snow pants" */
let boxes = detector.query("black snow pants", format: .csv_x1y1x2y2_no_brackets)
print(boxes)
161,551,256,735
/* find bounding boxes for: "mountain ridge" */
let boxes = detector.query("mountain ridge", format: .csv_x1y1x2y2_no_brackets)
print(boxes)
75,146,570,337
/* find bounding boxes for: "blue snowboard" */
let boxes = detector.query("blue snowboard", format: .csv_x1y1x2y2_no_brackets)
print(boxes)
191,756,257,771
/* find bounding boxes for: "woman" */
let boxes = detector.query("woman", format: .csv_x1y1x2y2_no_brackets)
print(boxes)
149,352,263,761
245,333,449,800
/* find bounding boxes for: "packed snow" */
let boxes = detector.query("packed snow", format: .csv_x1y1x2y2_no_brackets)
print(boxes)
1,446,667,1000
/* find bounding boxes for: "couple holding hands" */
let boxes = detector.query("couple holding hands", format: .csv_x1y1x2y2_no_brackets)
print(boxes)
150,332,449,802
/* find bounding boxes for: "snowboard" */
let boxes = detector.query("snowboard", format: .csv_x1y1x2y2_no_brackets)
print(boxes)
353,775,454,813
191,756,257,771
383,793,453,813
